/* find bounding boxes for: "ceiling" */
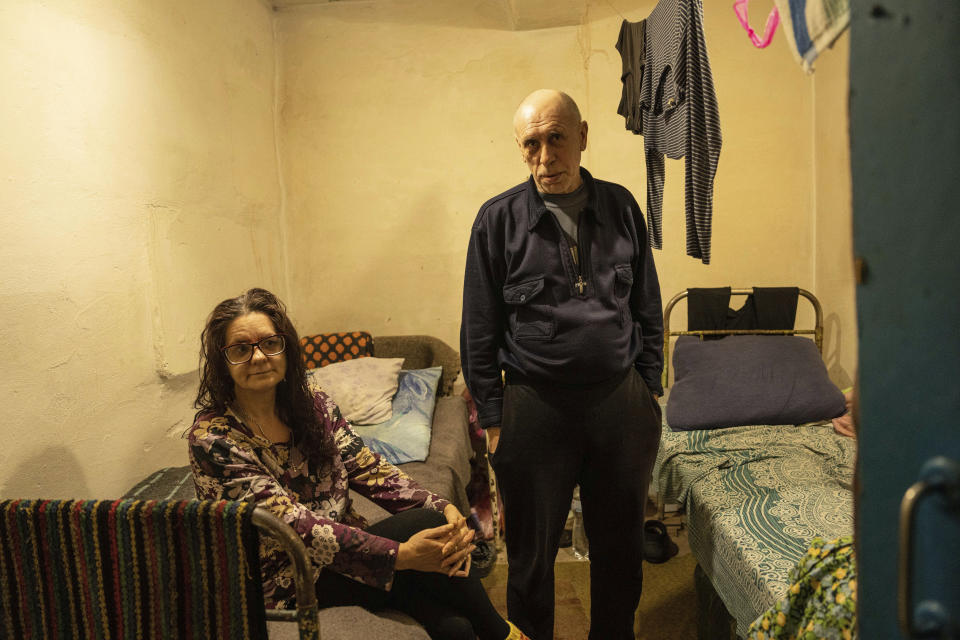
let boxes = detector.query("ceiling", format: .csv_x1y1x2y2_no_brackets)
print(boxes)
267,0,589,30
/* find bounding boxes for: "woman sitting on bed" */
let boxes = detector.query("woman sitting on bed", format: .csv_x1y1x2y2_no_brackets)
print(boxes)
188,288,527,640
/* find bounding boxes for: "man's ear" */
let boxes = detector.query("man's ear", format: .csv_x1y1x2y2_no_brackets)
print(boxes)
515,136,527,162
579,121,589,152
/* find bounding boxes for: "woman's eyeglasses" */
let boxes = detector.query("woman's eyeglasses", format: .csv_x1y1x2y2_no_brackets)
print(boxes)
222,335,286,365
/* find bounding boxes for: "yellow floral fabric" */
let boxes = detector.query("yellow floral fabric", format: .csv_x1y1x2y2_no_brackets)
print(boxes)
747,536,857,640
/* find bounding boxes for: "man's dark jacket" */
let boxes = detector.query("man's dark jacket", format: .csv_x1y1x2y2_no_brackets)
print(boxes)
461,167,664,429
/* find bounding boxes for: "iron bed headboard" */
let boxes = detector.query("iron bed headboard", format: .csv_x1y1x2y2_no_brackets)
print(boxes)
661,288,824,389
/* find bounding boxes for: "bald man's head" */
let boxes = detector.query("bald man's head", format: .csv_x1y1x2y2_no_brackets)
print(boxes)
513,90,582,136
513,90,588,194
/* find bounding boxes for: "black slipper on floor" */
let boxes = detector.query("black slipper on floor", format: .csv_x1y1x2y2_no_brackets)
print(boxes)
643,519,679,564
470,538,498,578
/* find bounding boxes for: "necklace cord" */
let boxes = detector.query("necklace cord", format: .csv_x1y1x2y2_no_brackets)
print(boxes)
234,405,305,473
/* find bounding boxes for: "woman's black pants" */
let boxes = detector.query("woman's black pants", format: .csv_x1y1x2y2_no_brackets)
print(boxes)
313,508,508,640
489,368,662,640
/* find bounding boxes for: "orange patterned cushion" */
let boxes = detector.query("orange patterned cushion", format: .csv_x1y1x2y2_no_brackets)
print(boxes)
300,331,375,369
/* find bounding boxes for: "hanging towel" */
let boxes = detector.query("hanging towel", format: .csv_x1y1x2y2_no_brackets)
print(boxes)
772,0,850,72
616,0,722,265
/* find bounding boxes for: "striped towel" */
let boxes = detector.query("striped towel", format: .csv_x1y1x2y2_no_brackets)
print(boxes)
773,0,850,72
0,499,266,640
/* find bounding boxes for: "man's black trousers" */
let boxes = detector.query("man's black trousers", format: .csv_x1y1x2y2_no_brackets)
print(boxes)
489,367,662,640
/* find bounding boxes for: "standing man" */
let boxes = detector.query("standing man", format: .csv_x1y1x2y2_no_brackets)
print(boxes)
460,89,664,640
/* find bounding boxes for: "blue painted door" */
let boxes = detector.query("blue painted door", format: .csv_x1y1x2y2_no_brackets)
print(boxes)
850,1,960,637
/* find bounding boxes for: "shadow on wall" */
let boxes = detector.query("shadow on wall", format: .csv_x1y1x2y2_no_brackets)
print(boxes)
823,312,853,390
1,446,92,500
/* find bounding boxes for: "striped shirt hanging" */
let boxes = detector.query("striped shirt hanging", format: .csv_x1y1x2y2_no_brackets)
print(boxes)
617,0,722,264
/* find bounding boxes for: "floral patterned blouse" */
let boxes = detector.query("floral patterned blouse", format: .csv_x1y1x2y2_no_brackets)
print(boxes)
187,390,450,608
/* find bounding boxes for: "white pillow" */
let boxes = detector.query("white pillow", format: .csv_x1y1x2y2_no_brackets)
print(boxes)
306,357,403,425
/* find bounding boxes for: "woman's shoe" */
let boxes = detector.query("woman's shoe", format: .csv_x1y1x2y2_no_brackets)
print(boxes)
505,621,531,640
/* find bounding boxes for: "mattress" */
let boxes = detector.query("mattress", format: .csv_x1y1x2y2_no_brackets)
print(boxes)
653,421,856,635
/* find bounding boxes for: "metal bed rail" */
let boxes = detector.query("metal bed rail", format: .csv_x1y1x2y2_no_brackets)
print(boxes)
662,288,824,389
253,506,321,640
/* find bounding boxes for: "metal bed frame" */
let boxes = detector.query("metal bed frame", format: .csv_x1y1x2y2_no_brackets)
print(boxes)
657,287,829,636
661,287,824,389
253,506,321,639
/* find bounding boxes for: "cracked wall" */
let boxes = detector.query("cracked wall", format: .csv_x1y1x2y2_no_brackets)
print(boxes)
0,0,285,498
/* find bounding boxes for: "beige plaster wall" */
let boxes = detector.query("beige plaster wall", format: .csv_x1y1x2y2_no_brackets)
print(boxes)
584,1,821,329
277,0,578,340
813,33,857,388
0,0,856,500
0,0,286,498
277,0,831,349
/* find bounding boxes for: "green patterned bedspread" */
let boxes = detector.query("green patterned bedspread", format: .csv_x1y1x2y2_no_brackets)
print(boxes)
653,422,856,636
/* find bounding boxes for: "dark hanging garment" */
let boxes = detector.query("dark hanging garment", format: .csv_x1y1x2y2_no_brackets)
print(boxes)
616,19,647,135
687,286,799,333
687,287,731,330
616,0,722,264
732,287,799,330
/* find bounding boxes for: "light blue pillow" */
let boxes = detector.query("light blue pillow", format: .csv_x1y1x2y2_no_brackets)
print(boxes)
353,367,441,465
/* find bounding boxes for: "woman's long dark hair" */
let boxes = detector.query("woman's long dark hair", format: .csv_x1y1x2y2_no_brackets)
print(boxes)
194,288,332,459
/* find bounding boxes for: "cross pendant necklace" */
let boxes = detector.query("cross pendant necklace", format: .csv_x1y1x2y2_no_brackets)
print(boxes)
575,275,587,295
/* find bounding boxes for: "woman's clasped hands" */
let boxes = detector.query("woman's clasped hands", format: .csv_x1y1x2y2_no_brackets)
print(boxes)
395,505,476,577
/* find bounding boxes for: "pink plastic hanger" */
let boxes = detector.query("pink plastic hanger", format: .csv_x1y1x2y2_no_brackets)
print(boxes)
733,0,780,49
